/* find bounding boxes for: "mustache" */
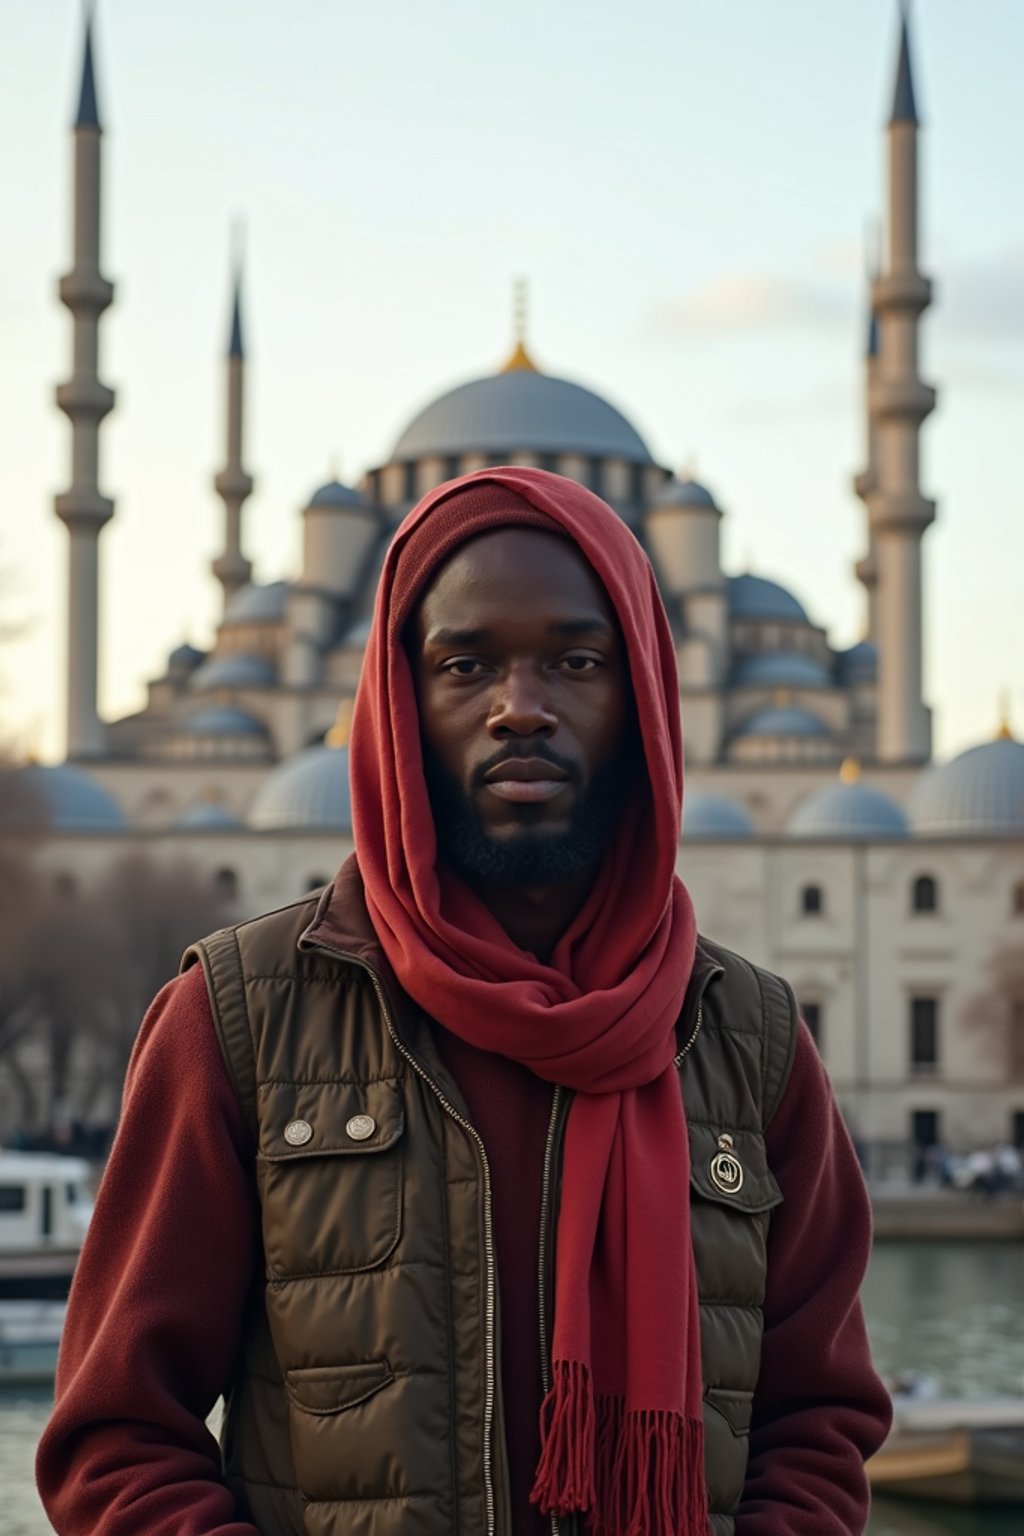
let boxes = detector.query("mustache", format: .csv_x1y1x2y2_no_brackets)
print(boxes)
470,743,581,790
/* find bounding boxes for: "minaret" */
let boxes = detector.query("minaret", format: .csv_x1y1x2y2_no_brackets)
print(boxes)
212,252,254,605
868,4,936,763
852,239,880,645
54,7,115,760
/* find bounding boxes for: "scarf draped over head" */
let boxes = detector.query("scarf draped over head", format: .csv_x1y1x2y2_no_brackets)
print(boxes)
349,466,707,1536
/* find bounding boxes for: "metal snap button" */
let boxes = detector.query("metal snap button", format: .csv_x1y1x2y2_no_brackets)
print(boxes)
284,1118,313,1147
709,1132,744,1195
346,1114,376,1142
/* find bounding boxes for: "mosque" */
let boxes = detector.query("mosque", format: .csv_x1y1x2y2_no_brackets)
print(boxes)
14,8,1024,1155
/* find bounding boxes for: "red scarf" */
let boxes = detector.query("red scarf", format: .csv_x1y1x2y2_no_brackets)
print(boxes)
349,468,706,1535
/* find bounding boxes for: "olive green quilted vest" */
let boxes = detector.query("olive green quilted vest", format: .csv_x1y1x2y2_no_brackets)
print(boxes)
183,872,796,1536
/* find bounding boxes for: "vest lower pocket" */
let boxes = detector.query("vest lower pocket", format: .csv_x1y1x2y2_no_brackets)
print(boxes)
285,1359,394,1415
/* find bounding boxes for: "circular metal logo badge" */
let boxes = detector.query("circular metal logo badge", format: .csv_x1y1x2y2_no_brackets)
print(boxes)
283,1118,313,1147
709,1145,744,1196
346,1114,376,1142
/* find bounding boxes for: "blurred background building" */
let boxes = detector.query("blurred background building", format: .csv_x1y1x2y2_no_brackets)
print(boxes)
4,7,1023,1157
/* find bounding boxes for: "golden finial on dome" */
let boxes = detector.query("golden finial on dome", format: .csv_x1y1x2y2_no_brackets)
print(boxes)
996,691,1014,741
326,697,354,748
840,757,862,785
501,277,539,373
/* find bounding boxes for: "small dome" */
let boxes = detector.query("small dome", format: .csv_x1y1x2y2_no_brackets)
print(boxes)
184,706,269,737
188,653,276,693
223,581,288,626
836,641,878,684
2,763,126,832
390,370,653,464
734,705,831,740
910,737,1024,836
731,652,831,690
307,479,366,510
652,477,718,510
249,744,351,832
175,801,243,830
168,642,205,674
788,780,908,840
728,574,810,625
683,792,754,839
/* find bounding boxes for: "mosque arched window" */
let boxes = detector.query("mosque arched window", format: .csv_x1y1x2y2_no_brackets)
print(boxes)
800,883,824,917
1013,881,1024,917
911,874,939,914
214,866,238,901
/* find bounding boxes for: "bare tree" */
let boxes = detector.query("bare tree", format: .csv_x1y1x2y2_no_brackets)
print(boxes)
961,939,1024,1082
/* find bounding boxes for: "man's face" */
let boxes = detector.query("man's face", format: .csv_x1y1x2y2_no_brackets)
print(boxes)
408,526,637,886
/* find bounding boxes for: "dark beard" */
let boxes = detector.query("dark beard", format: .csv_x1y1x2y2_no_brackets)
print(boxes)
424,745,637,887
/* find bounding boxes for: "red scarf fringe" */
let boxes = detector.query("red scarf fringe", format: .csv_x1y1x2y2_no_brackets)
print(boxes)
531,1360,708,1536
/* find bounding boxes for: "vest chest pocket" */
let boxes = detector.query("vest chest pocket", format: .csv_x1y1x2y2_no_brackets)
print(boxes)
688,1124,782,1310
256,1078,405,1279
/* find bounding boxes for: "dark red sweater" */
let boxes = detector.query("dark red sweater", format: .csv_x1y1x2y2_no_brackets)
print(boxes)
37,965,891,1535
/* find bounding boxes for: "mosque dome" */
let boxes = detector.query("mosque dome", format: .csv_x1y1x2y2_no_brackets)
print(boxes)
728,574,810,625
792,780,908,841
184,705,269,738
652,477,718,510
3,763,126,832
249,744,351,832
731,652,831,690
222,580,289,626
683,792,755,839
390,370,654,464
788,769,908,840
836,640,878,684
307,479,366,509
175,801,244,830
909,736,1024,836
734,705,831,740
168,641,205,675
188,653,276,692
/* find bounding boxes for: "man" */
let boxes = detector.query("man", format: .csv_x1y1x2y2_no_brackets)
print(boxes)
38,468,891,1536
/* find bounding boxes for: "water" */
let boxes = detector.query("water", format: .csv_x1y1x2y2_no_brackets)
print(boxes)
4,1241,1023,1534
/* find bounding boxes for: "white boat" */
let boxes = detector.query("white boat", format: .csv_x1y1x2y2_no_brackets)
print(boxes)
868,1394,1024,1505
0,1151,92,1300
0,1298,66,1385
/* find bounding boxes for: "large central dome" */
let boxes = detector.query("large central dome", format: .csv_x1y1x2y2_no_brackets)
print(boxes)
390,369,654,464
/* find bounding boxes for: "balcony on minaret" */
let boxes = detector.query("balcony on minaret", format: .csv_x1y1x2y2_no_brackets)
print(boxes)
55,486,114,530
867,375,937,427
214,465,254,503
58,269,114,315
55,374,115,424
866,486,936,535
871,270,932,317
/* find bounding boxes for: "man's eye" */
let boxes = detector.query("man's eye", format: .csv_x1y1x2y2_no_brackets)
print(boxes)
560,655,600,673
444,658,485,677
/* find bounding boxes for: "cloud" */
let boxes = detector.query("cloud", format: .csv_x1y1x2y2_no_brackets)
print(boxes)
725,377,853,425
650,271,850,339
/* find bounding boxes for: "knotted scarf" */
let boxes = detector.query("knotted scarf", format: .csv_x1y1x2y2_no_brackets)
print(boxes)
349,467,706,1535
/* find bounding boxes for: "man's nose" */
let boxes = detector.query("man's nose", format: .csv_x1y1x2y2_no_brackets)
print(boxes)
488,663,557,736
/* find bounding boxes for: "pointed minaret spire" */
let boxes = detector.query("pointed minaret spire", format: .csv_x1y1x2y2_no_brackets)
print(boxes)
55,2,115,759
75,5,101,128
889,4,919,125
213,233,254,606
868,1,936,762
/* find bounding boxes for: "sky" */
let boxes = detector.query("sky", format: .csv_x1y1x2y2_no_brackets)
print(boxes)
1,0,1022,764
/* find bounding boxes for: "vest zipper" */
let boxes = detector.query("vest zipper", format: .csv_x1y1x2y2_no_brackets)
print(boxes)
674,1000,704,1066
302,938,501,1536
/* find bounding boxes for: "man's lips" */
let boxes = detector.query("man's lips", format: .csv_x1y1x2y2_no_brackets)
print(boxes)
480,757,571,803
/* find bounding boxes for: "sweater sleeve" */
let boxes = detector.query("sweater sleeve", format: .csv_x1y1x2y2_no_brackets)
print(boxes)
36,965,261,1536
734,1022,892,1536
